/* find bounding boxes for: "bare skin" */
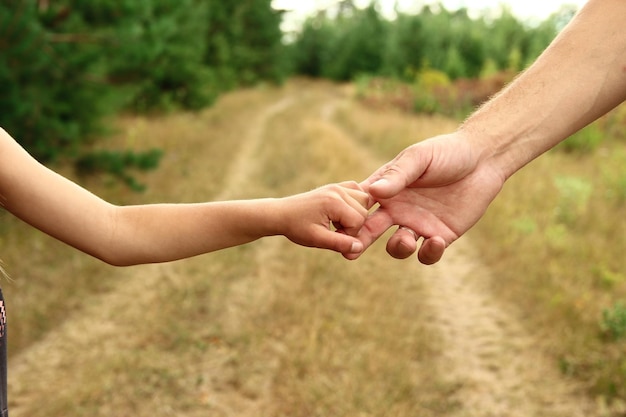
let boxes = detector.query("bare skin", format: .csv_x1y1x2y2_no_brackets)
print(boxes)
348,0,626,264
0,128,368,266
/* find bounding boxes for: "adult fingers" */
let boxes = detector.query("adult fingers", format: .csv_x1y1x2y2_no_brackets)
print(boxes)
385,226,418,260
342,209,394,260
417,236,446,265
386,227,447,264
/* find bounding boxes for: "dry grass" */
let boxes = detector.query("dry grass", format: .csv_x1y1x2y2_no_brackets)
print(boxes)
469,138,626,404
4,80,459,416
335,88,626,410
0,85,287,353
4,78,625,416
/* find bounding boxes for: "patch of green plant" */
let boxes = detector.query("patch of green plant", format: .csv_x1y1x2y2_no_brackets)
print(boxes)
75,148,163,192
601,302,626,340
558,123,605,154
593,265,626,289
510,216,537,235
354,74,374,99
413,93,441,114
552,175,593,226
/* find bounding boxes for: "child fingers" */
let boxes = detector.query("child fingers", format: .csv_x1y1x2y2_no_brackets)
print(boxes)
331,204,368,237
315,227,364,255
336,180,362,191
336,181,375,210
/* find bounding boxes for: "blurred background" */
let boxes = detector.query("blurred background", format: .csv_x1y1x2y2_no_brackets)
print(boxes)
1,0,583,165
2,1,626,416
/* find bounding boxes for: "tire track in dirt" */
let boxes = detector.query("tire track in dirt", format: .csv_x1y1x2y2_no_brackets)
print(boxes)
217,96,295,199
318,90,600,416
419,240,597,417
193,96,298,416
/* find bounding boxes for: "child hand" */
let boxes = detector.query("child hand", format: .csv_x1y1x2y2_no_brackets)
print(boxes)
279,181,370,256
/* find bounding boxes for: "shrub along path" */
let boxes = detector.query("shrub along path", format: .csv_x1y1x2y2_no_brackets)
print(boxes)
6,80,600,416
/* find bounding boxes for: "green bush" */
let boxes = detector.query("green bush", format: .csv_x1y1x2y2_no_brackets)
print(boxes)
75,149,164,192
0,2,115,162
0,0,288,163
601,302,626,340
204,1,288,87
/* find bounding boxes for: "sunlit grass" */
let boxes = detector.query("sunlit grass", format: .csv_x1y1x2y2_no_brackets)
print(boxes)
5,80,457,416
6,78,626,415
469,125,626,403
336,87,626,407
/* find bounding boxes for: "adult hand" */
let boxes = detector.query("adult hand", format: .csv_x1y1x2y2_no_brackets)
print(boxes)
347,133,505,264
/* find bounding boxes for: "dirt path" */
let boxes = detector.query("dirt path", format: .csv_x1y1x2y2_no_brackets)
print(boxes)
318,90,599,417
8,81,602,416
420,240,597,416
8,93,298,417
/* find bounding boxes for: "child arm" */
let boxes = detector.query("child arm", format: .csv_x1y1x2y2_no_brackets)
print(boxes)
0,129,367,266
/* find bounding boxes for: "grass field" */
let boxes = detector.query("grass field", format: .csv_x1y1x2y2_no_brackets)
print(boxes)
2,79,625,416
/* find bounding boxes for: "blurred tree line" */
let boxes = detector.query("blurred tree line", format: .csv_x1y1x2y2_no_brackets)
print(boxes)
289,1,577,118
0,0,574,165
289,1,570,82
0,0,285,162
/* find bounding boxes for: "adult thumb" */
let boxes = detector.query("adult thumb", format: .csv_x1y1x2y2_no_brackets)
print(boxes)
367,146,426,199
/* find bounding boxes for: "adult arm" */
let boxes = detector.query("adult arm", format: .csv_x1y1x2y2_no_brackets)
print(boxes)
351,0,626,264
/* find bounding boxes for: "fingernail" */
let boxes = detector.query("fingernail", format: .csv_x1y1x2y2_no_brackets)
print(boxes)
372,178,388,187
399,226,419,241
351,241,363,253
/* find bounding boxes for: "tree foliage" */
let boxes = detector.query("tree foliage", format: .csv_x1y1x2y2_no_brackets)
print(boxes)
0,0,287,162
205,1,286,88
0,0,574,164
0,1,113,161
290,2,566,82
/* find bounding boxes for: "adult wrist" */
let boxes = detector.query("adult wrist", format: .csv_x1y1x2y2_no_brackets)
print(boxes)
456,123,517,184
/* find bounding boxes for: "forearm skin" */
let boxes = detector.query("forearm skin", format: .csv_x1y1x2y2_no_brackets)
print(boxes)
461,0,626,180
